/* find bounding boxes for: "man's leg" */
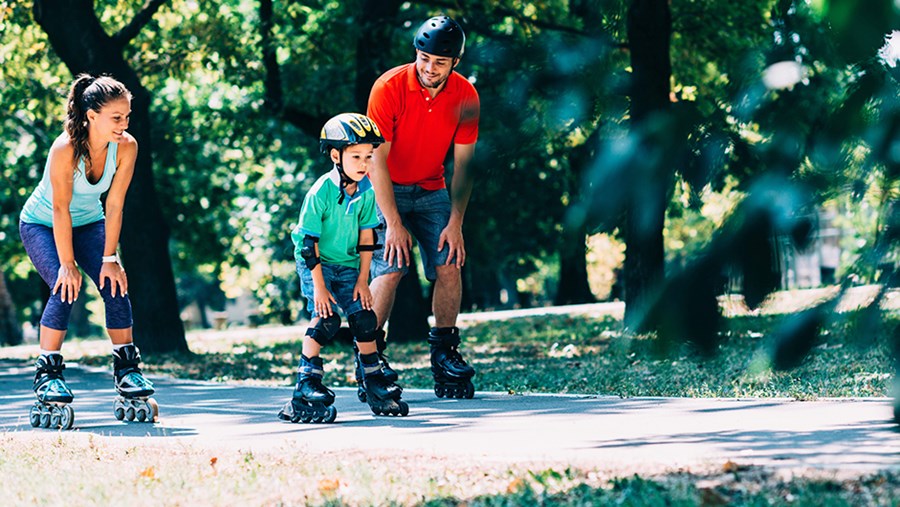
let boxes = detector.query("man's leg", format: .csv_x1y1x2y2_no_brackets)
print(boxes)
432,264,462,328
370,271,403,329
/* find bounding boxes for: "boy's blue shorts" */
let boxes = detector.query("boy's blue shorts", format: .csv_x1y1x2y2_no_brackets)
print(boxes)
370,184,453,282
297,261,364,318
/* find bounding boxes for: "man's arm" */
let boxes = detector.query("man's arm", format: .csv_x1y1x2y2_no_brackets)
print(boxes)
439,142,476,268
369,141,412,267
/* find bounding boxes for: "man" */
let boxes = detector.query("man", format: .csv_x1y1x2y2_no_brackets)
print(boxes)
366,15,480,399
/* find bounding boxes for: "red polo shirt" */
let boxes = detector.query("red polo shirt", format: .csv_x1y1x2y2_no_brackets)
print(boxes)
367,63,480,190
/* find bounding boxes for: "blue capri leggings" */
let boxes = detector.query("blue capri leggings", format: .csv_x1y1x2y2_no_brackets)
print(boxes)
19,220,133,330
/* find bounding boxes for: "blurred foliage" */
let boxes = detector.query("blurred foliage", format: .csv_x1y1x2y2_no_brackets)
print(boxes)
1,0,899,374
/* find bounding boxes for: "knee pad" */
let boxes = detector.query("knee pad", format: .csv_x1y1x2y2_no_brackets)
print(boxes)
348,310,379,343
306,314,341,346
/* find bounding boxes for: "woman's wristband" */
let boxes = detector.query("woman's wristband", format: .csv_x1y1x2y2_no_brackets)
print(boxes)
101,254,119,264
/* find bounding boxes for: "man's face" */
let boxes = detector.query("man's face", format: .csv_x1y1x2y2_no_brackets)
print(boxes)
415,50,457,89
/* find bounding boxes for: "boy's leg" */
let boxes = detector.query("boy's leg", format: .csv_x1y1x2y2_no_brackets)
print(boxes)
279,317,338,424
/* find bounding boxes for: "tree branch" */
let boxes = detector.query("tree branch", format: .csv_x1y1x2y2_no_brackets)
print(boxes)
113,0,168,47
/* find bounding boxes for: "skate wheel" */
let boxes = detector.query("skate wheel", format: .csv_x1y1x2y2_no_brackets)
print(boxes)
125,407,136,421
357,387,367,403
59,405,74,431
40,412,51,428
136,408,147,422
146,398,159,422
323,406,337,423
398,401,409,416
370,406,382,416
29,405,42,428
114,407,125,421
49,406,61,429
300,412,313,424
434,385,446,398
464,382,475,399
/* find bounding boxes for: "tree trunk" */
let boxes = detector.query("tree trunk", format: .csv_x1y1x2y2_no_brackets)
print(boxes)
386,252,430,343
0,271,23,346
624,0,672,328
356,2,431,338
33,0,188,354
555,226,596,305
354,0,403,111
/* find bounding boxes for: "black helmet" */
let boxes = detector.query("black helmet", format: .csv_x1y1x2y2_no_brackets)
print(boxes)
413,16,465,58
319,113,384,155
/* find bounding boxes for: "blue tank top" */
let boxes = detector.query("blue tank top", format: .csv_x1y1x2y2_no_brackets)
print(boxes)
20,142,118,227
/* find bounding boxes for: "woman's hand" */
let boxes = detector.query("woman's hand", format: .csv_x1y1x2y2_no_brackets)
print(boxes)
54,262,82,304
99,260,128,297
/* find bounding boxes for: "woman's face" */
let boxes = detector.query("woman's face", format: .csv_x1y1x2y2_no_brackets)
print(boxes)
87,97,131,144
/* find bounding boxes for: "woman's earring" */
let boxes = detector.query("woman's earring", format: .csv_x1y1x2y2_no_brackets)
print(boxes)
82,121,88,127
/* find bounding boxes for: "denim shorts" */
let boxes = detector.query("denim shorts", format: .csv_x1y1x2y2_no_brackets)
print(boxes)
297,260,364,318
371,184,452,281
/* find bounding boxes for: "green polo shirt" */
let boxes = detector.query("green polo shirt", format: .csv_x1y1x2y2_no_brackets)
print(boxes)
291,168,379,269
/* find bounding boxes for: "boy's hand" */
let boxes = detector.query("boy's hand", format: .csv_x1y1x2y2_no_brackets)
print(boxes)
314,287,337,317
354,281,373,310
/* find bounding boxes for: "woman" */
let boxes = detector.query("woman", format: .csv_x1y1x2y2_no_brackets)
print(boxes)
20,74,156,429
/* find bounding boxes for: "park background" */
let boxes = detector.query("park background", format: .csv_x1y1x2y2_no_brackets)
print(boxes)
0,0,898,369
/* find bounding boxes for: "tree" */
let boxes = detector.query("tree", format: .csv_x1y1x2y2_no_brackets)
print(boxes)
0,271,22,345
32,0,187,354
622,0,673,326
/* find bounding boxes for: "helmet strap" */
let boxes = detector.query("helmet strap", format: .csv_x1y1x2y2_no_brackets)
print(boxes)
336,149,353,205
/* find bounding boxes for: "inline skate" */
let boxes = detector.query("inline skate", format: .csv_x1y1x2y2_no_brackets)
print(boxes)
112,344,158,423
30,353,75,430
278,355,337,424
354,330,397,403
429,327,475,399
359,352,408,416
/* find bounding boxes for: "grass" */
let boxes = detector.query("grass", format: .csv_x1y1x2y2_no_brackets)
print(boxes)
58,311,896,400
1,433,899,506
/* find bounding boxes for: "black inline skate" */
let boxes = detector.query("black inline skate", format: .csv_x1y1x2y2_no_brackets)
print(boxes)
429,327,475,399
278,355,337,424
112,344,159,423
30,353,75,430
354,330,397,403
359,352,408,416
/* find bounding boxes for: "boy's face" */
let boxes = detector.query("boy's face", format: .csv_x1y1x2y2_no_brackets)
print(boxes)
332,143,376,182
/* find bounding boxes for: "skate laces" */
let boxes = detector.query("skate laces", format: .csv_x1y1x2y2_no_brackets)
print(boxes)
39,378,72,397
121,372,153,389
445,346,468,367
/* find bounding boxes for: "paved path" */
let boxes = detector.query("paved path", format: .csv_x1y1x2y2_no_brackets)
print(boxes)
2,360,899,471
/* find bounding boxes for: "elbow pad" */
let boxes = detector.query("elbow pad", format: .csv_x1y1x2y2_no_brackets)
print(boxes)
300,235,320,270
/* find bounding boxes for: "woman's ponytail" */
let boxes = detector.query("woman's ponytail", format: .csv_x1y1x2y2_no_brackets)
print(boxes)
64,73,96,171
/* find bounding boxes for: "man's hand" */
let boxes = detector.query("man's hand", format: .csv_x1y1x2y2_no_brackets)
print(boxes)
383,222,413,268
438,221,465,268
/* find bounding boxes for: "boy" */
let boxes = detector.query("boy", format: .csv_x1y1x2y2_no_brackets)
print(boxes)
278,113,409,424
